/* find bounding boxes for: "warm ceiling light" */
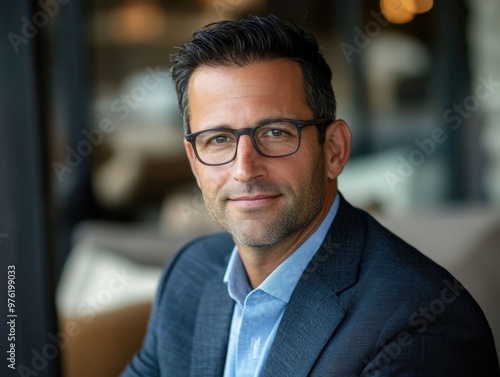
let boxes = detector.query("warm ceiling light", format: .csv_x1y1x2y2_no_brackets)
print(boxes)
401,0,434,14
380,0,415,24
109,3,167,44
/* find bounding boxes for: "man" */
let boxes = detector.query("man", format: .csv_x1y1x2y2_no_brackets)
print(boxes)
122,15,499,376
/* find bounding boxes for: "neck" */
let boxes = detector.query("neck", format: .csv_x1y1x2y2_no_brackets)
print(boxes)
236,184,337,289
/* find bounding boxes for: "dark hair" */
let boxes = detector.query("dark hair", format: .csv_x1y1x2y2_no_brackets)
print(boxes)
171,14,336,143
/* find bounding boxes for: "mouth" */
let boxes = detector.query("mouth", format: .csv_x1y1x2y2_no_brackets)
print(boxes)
228,194,282,208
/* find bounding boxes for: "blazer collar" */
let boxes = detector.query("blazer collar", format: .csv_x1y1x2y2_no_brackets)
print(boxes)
262,195,366,377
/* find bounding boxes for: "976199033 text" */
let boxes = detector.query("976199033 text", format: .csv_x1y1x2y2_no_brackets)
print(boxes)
7,265,16,370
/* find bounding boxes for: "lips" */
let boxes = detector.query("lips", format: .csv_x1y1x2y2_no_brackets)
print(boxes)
228,194,281,208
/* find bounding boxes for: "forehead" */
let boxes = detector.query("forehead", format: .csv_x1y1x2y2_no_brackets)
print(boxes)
187,59,311,130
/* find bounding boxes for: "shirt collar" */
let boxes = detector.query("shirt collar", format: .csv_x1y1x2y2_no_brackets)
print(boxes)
223,194,340,305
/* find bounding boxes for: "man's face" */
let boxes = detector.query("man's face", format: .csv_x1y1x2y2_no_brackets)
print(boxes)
184,59,333,249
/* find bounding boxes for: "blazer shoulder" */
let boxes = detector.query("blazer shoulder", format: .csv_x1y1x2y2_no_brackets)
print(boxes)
350,205,491,327
127,232,234,376
335,197,482,305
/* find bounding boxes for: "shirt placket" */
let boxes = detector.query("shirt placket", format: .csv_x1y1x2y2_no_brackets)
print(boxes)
236,291,270,377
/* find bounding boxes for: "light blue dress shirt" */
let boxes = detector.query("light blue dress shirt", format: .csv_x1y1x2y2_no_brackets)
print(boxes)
223,194,340,377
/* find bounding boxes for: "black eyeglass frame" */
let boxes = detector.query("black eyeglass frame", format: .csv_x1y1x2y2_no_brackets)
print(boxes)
185,118,332,166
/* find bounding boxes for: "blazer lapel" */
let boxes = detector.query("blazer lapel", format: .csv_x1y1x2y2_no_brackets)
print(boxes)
190,269,234,377
262,195,365,377
262,273,345,377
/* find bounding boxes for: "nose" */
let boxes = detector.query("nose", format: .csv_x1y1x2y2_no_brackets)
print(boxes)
231,134,266,182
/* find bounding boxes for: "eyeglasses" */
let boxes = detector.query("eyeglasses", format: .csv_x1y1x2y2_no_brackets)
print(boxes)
185,118,331,166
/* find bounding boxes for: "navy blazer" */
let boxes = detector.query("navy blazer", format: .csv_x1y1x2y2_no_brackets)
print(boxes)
122,196,499,376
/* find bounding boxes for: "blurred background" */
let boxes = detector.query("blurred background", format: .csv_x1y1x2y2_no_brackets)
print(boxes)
1,0,499,376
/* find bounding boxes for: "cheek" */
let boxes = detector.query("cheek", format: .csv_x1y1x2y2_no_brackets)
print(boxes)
271,156,317,190
285,139,324,175
196,166,226,195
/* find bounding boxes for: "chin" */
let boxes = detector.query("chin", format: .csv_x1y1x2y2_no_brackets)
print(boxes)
232,228,288,250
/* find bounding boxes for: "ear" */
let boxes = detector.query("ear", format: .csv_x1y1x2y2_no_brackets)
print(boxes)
323,119,351,180
184,139,202,188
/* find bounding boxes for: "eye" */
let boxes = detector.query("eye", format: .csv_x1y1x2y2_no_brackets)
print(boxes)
258,124,294,139
212,135,229,144
203,131,235,146
266,129,285,137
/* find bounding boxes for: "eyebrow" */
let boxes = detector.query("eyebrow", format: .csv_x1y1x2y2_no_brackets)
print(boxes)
197,117,293,131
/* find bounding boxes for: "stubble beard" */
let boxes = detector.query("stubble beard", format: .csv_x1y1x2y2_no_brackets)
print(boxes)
202,159,327,249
